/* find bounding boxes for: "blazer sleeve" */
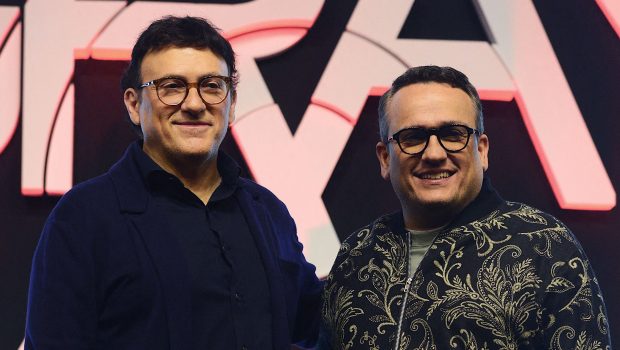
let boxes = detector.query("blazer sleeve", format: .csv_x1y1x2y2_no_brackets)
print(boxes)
266,194,324,346
25,195,98,350
288,216,324,346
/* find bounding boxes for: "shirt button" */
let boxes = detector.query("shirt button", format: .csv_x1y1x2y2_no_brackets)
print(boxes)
241,346,247,350
234,292,242,302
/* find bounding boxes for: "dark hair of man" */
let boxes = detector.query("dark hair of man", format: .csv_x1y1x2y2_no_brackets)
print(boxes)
377,65,484,143
120,16,238,136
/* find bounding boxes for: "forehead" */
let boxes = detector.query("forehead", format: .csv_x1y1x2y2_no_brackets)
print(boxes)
140,46,229,80
387,82,476,130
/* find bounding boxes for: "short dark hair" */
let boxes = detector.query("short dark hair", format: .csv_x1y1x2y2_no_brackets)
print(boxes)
121,16,238,135
377,65,483,142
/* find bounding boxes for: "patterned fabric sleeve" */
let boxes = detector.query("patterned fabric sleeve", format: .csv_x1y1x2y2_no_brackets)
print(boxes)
318,248,350,350
537,219,612,350
318,224,374,350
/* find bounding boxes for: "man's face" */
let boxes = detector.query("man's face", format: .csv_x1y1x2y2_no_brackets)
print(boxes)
124,47,236,168
376,82,489,229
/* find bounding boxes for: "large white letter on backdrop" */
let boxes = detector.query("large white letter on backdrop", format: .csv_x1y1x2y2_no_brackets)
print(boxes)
12,0,616,277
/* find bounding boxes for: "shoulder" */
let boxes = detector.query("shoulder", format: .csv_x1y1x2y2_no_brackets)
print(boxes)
54,144,139,218
498,202,572,236
235,178,298,237
471,200,571,233
237,177,287,210
50,173,117,219
43,174,123,236
493,201,585,258
448,200,588,261
237,177,276,197
330,213,400,271
36,173,121,255
340,213,396,246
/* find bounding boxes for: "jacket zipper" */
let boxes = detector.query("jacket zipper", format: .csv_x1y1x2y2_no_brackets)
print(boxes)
393,275,413,350
393,227,444,350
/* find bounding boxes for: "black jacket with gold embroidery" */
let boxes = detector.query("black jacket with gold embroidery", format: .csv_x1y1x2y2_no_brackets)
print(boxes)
319,179,611,350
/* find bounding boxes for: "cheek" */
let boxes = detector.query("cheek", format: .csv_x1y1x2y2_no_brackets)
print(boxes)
393,157,414,184
394,153,413,171
221,106,233,124
388,152,401,175
460,155,484,187
142,106,171,127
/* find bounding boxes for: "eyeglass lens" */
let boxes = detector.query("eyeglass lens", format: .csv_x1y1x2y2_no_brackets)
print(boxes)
156,77,229,106
397,125,471,154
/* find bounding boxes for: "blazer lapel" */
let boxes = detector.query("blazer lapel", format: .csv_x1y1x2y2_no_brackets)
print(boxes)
109,144,192,350
129,207,192,350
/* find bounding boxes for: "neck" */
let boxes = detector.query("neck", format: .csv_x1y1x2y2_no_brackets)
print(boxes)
403,202,463,231
145,149,222,204
404,214,451,231
176,164,221,205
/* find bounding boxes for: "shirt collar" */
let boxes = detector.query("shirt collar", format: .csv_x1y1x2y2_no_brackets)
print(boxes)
130,140,241,201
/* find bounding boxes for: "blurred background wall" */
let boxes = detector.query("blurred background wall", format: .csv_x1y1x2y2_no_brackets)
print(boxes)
0,0,618,348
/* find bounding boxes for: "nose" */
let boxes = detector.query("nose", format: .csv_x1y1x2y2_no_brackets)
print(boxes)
180,85,207,114
421,135,448,162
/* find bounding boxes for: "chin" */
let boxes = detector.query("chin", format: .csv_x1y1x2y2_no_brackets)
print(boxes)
185,148,217,158
417,199,452,210
412,191,462,210
177,140,218,154
417,191,454,203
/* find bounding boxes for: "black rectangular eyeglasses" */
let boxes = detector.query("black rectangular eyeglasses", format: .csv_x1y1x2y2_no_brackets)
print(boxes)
387,124,481,155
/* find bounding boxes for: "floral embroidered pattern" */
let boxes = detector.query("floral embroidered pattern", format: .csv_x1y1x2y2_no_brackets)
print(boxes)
320,202,611,349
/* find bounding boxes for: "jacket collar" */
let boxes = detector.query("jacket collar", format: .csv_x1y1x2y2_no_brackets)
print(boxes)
449,175,504,227
108,141,242,212
108,141,150,213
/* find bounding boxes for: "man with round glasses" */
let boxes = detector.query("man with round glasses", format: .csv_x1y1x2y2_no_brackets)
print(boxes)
26,16,322,349
319,65,611,349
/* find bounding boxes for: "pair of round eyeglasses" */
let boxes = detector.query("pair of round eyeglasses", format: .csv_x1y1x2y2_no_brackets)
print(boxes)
387,124,481,155
139,75,232,106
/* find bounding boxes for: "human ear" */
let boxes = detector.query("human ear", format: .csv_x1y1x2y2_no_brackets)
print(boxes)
376,141,391,180
477,133,489,171
123,88,141,126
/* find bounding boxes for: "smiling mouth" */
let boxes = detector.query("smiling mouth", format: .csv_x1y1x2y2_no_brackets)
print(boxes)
416,171,454,180
173,121,212,126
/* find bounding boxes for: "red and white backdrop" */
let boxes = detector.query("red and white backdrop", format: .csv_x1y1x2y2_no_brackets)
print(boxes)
0,0,618,347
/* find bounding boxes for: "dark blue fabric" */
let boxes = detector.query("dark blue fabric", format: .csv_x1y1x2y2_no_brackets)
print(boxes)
25,141,323,350
133,145,273,350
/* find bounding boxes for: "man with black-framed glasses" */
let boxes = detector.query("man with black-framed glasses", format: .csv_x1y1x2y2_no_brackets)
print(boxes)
319,65,611,349
26,16,322,350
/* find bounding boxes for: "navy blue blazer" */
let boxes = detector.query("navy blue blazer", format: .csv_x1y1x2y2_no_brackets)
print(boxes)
26,143,323,350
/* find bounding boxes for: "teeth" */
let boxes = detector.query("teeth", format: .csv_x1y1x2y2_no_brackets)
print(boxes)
419,172,451,179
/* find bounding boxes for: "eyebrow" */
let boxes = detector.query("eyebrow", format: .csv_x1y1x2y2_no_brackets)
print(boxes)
198,74,230,81
156,73,228,81
149,74,186,82
401,121,465,129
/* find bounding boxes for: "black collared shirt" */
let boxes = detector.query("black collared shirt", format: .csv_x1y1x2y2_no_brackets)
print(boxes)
133,144,273,350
